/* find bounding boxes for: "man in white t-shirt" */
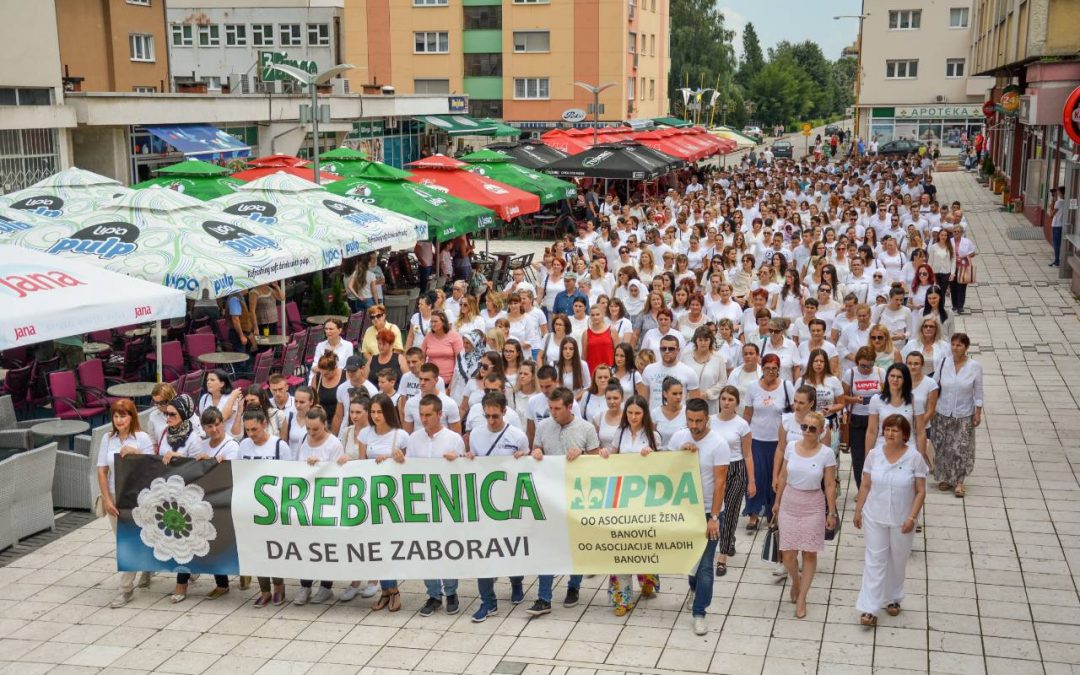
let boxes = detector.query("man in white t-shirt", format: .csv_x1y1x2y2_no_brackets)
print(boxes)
666,398,728,635
871,287,913,346
403,363,461,434
642,335,701,404
1050,185,1065,267
405,394,465,617
332,355,378,435
526,365,581,446
463,375,524,433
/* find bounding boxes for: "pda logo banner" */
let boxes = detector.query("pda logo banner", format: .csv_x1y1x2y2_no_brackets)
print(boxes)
46,222,139,260
10,195,64,218
222,201,278,225
202,220,280,256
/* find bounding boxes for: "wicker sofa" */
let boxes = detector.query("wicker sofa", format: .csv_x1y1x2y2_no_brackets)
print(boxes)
0,442,58,550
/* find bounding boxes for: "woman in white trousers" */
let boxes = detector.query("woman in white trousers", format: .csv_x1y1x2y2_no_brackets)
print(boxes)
853,414,928,626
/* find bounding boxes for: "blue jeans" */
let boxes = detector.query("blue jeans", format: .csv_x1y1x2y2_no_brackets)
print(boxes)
380,580,397,590
1052,226,1063,265
688,515,720,617
424,579,458,599
419,265,433,293
537,574,582,602
477,576,524,608
743,439,778,517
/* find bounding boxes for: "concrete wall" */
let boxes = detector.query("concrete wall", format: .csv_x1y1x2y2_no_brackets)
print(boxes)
0,0,64,92
71,126,129,180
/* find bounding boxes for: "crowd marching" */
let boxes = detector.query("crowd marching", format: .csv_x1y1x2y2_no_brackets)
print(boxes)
96,141,984,636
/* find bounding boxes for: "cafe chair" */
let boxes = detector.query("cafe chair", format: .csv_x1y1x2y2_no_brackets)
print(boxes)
75,359,124,408
48,371,107,424
1,364,34,416
29,356,62,410
184,333,217,370
278,342,305,388
234,350,274,391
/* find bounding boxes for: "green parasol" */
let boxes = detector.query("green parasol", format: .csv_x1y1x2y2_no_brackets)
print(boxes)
461,151,578,205
305,147,371,177
324,161,495,241
478,119,522,138
132,159,244,200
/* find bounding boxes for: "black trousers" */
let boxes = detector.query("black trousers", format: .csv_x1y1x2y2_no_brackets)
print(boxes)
717,459,749,557
176,573,228,588
950,281,969,312
300,580,333,589
258,576,284,592
849,413,870,489
935,273,951,298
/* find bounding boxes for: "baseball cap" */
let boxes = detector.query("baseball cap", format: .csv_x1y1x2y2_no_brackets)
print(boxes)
345,355,367,371
564,272,578,281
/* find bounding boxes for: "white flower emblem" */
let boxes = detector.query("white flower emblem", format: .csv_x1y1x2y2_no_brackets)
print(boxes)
131,475,217,564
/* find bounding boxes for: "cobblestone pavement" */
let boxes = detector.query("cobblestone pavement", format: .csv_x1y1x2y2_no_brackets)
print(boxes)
1,170,1077,675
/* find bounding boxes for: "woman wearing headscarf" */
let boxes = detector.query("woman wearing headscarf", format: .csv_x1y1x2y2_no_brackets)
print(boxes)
449,329,486,404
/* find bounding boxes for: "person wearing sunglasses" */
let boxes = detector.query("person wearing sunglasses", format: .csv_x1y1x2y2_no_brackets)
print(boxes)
853,414,927,626
148,382,181,453
773,410,837,619
843,346,885,486
867,324,901,369
361,305,402,358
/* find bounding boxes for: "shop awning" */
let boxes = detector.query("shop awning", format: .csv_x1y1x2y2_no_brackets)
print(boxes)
479,118,523,138
413,115,499,136
144,124,251,159
652,116,693,128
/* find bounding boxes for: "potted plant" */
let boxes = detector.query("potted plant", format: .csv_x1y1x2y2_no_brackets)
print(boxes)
305,273,329,317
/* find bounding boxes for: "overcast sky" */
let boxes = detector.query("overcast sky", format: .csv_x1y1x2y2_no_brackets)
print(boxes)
719,0,864,62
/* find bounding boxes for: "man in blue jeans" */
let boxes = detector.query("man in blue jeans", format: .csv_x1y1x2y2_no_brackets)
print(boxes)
667,398,729,635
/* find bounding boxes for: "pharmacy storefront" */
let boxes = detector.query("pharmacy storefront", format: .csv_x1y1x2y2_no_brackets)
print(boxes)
867,105,986,148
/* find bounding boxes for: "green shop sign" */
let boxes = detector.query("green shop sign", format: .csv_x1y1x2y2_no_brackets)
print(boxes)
260,51,318,82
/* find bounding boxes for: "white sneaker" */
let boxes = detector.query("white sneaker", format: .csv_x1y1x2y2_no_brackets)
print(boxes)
110,591,133,609
685,592,695,611
293,587,311,605
136,572,152,588
339,586,359,602
772,565,788,577
310,587,334,604
360,582,380,598
693,616,707,636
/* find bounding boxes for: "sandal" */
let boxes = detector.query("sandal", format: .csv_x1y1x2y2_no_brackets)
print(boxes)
886,603,901,616
746,517,760,532
954,485,966,498
207,587,229,600
838,443,849,454
254,593,272,608
938,481,952,491
859,613,877,626
169,593,186,604
373,591,392,611
613,603,634,617
388,590,401,612
715,561,727,577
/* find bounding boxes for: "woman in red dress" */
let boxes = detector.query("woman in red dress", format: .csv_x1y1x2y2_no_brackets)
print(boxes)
582,304,616,375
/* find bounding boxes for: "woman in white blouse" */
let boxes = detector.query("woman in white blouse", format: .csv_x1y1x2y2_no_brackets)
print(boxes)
96,399,155,608
682,326,727,414
930,333,983,498
853,414,927,626
337,396,369,460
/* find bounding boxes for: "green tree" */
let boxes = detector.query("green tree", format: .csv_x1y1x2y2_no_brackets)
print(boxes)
747,58,815,127
831,56,857,114
737,22,764,88
770,41,833,118
668,0,737,120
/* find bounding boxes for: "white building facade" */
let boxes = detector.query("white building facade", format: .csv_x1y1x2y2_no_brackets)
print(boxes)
857,1,993,148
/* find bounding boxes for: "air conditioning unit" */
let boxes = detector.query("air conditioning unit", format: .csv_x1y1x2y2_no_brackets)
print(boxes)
935,94,946,103
257,80,283,94
331,78,350,95
228,74,251,94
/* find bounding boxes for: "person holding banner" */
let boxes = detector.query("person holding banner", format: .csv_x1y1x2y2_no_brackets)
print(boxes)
465,392,530,622
603,394,664,616
667,398,729,635
402,363,462,434
237,409,291,607
292,406,345,606
97,399,155,609
772,411,838,619
526,387,599,617
713,386,754,578
406,394,467,617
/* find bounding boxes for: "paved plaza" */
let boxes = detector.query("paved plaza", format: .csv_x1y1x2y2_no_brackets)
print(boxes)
1,170,1078,675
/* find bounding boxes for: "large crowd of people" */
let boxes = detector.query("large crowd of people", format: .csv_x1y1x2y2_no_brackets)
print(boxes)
96,143,984,636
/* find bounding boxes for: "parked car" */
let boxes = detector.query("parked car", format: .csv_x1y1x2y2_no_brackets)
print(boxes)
824,124,841,137
877,139,926,157
742,126,763,142
771,140,794,159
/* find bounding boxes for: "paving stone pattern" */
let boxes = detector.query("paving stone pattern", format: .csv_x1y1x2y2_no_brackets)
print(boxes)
0,171,1077,674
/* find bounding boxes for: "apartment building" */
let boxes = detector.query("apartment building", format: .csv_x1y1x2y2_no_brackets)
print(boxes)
968,0,1080,240
856,1,992,147
55,0,171,93
343,0,670,128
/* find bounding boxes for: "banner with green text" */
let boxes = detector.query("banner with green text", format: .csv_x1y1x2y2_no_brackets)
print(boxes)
115,453,705,579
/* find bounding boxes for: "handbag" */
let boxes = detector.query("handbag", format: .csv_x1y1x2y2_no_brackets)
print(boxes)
956,257,976,285
825,517,839,541
760,518,781,564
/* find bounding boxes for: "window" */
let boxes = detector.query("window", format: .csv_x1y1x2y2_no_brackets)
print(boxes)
949,7,969,28
649,79,655,100
203,76,222,91
414,31,449,53
514,77,549,99
513,31,549,53
127,0,150,5
463,5,501,29
885,59,918,79
628,31,636,53
307,23,330,46
133,86,156,93
280,24,302,46
629,0,636,18
464,53,502,76
130,34,155,61
512,0,548,4
0,88,53,106
413,0,448,5
198,24,219,47
469,99,503,118
414,79,450,94
0,128,61,193
252,24,274,46
225,24,247,46
650,34,655,56
946,58,965,78
171,24,193,46
640,77,645,100
627,77,635,100
888,10,921,29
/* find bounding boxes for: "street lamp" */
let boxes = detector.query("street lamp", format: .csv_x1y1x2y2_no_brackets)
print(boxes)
265,63,354,180
574,81,616,145
834,11,869,154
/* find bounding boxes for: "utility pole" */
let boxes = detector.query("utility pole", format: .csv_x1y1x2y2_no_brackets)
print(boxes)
574,81,616,146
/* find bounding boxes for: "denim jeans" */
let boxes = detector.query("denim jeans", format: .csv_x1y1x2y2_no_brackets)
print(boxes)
477,576,524,608
537,574,582,602
1052,226,1063,265
688,515,721,617
424,578,458,599
380,579,397,590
